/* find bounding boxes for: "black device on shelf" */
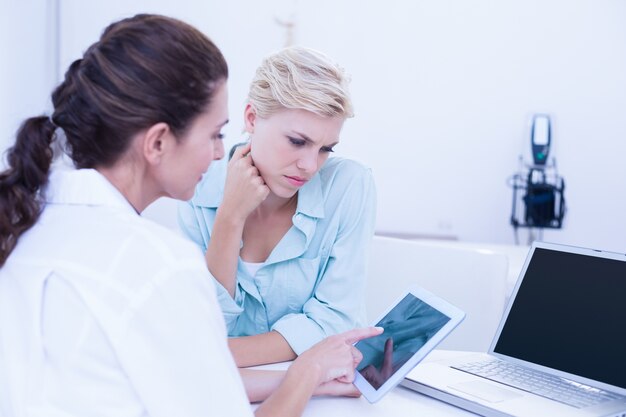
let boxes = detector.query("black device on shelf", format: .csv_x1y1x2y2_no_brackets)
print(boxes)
509,114,566,242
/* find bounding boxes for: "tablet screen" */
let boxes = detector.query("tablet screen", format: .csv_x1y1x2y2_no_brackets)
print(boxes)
356,293,451,389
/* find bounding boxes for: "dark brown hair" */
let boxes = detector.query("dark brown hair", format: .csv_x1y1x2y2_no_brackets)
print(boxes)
0,14,228,266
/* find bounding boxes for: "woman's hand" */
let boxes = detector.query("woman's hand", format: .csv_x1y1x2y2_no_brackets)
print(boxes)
254,328,381,417
221,143,269,222
313,380,362,398
290,327,384,386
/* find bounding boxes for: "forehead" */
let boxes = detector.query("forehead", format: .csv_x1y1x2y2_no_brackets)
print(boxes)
266,108,345,143
190,83,229,130
207,82,229,120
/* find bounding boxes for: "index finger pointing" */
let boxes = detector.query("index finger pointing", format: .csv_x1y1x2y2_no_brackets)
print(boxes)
342,326,384,345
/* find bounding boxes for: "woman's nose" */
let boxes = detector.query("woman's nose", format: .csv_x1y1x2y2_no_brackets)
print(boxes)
296,151,317,173
213,139,225,160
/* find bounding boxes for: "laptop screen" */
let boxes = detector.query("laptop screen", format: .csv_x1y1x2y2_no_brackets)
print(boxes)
493,246,626,389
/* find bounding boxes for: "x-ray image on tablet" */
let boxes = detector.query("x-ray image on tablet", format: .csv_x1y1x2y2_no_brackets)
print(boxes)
353,286,465,403
357,294,450,388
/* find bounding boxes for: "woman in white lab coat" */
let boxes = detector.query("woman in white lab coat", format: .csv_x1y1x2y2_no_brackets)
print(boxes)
0,14,380,417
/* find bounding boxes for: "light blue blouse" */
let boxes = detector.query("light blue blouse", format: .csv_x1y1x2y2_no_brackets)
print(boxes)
178,157,377,354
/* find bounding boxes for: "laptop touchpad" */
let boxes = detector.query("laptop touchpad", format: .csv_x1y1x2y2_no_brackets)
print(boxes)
449,381,524,403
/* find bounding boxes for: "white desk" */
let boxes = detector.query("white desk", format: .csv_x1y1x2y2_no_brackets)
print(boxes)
252,350,476,416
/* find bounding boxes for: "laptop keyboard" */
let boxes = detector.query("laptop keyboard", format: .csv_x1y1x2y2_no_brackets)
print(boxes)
452,358,623,409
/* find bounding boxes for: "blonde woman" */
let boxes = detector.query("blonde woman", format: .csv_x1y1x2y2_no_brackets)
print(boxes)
179,47,377,367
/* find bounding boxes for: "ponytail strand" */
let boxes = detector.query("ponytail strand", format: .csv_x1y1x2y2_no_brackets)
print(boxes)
0,116,56,266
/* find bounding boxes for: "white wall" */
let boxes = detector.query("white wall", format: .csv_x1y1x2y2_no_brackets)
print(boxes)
0,0,57,168
290,0,626,251
3,1,626,251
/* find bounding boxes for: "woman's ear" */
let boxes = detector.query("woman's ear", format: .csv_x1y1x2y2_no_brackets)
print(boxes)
142,122,172,165
243,103,257,134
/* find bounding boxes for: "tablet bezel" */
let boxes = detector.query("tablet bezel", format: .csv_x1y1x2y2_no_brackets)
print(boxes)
353,284,465,403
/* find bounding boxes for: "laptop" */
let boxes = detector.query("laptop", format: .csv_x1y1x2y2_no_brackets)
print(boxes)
402,241,626,417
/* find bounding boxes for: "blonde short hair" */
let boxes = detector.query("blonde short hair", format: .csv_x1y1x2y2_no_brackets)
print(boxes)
248,46,354,119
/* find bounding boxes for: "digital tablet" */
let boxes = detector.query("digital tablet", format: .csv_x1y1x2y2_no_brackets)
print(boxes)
353,285,465,403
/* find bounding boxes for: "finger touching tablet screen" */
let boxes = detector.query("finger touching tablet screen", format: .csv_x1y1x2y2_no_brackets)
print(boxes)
354,285,465,403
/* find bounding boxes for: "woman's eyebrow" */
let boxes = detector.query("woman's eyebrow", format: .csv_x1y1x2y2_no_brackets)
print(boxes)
292,130,339,148
291,130,313,143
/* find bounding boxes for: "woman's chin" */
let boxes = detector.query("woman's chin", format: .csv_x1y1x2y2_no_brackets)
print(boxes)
270,185,298,200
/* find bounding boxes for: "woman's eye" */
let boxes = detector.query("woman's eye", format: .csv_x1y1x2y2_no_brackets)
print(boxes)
213,133,225,140
288,137,306,147
320,146,335,153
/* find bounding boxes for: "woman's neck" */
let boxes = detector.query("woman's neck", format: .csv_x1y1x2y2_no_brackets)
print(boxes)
255,192,298,219
97,161,156,214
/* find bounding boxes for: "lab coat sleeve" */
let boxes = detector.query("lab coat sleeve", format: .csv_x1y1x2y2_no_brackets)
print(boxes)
113,261,253,417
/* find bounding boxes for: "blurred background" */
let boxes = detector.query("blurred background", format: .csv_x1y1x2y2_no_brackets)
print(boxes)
1,0,625,251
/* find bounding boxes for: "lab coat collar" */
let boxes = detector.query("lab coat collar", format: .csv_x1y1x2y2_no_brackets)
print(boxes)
46,168,138,215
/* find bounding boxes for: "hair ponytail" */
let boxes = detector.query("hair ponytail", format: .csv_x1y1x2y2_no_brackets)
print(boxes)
0,116,56,266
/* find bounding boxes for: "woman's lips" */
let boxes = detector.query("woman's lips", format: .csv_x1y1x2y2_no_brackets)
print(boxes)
285,175,307,187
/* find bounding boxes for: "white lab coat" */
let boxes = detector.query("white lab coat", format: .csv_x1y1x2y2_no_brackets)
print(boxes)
0,168,253,417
